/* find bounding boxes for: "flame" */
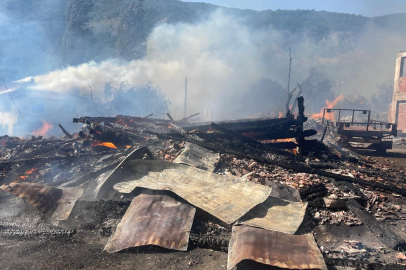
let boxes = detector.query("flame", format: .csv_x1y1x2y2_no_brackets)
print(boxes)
273,138,296,143
116,118,130,128
278,112,283,118
32,121,53,136
126,145,131,148
17,168,37,181
311,95,344,120
91,140,117,149
25,168,37,174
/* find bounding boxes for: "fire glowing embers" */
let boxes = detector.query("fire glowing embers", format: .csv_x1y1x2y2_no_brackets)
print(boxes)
17,168,38,181
91,140,118,149
32,121,53,137
311,95,344,120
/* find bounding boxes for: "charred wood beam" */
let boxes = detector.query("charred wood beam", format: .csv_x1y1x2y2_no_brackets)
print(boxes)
333,180,369,204
178,113,200,123
166,113,175,122
346,199,406,250
58,124,73,139
170,123,205,142
143,114,153,118
117,115,170,124
4,139,65,148
80,121,145,146
0,151,120,167
244,129,316,141
73,116,117,124
299,183,328,201
181,117,296,132
325,258,406,270
229,120,296,133
210,122,260,145
14,137,83,161
148,131,297,153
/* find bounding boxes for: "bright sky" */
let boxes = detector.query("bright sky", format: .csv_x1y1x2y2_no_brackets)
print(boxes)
183,0,406,17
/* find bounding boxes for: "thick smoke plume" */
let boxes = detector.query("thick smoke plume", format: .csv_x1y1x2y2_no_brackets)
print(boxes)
10,9,406,120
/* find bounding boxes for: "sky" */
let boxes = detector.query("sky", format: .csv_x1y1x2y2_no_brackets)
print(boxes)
183,0,406,17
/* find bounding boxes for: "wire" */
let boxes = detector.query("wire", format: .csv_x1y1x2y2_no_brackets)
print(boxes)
0,77,27,123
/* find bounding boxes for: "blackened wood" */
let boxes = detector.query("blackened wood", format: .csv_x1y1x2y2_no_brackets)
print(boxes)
5,140,64,148
346,199,406,250
210,122,259,144
58,124,73,139
166,113,175,122
299,183,328,201
178,113,200,122
170,124,204,142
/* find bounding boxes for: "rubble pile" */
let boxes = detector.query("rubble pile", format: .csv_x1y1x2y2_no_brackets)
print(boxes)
1,97,406,269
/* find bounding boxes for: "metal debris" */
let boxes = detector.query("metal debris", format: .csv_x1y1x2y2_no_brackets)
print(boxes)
104,194,195,252
173,142,220,171
51,187,84,224
0,182,63,215
228,226,327,270
113,161,272,224
237,196,307,234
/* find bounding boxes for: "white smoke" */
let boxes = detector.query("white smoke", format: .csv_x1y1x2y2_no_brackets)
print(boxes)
17,9,406,119
0,112,18,135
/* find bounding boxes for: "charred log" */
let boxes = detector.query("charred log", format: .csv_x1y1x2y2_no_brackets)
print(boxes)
346,199,406,250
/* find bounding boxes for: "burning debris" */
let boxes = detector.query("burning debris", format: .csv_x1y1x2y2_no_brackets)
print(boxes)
1,96,406,269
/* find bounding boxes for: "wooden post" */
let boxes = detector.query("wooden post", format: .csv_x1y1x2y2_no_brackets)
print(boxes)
184,78,188,119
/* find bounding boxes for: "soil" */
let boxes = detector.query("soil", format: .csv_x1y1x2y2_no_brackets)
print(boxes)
0,233,227,270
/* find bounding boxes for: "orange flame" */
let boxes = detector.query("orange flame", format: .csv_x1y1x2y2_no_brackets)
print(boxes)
32,121,53,137
278,112,283,118
91,140,117,149
17,168,38,181
25,168,37,174
311,95,344,120
272,138,296,143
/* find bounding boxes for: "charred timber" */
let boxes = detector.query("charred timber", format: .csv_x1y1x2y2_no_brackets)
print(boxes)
210,122,260,145
5,139,65,148
346,199,406,250
80,121,145,146
176,138,406,197
58,124,73,139
299,183,328,201
181,117,296,132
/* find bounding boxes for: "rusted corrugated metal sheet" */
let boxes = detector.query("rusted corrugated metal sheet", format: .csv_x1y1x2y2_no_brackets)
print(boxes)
95,147,156,200
237,197,307,234
104,194,195,253
113,161,272,224
173,143,220,172
228,226,327,270
51,187,84,223
0,182,63,215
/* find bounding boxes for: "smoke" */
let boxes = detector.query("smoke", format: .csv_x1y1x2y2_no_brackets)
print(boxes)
0,112,18,135
11,9,406,120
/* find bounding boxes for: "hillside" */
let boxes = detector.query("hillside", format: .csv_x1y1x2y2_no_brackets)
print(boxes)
1,0,406,73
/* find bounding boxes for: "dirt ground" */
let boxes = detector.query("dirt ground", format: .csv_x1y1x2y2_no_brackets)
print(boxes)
0,232,228,270
357,144,406,170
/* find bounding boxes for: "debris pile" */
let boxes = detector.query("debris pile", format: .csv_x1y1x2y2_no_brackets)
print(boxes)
1,96,406,269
